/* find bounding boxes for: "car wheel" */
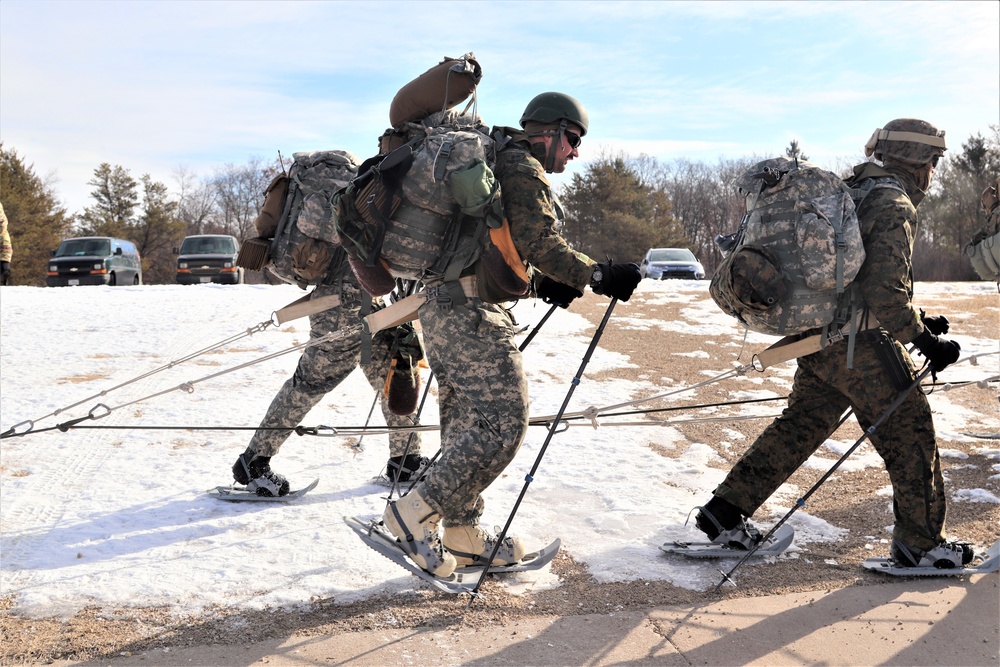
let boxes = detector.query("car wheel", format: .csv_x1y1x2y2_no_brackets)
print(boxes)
108,273,117,286
133,274,140,285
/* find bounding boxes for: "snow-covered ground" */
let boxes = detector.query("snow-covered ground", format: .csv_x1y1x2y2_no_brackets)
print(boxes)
1,280,997,618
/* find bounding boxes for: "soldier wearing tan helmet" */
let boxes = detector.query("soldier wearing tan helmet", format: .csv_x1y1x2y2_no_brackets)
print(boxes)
688,118,976,570
966,176,1000,281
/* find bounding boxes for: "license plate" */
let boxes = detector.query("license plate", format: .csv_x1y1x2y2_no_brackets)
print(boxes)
199,277,211,283
69,279,80,286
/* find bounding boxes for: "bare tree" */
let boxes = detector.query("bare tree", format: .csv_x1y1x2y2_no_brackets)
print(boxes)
210,156,271,239
172,165,216,236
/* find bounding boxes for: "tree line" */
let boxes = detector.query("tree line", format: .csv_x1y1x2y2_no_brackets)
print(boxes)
559,128,1000,282
1,128,997,287
0,144,281,285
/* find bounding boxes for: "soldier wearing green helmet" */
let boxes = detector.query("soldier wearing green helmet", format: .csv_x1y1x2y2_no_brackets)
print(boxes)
518,91,590,173
687,118,976,571
379,92,641,578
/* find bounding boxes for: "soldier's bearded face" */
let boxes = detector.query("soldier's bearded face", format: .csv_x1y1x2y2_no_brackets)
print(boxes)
547,131,580,174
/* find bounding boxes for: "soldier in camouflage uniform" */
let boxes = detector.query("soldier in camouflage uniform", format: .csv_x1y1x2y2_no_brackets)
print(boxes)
967,176,1000,281
380,92,642,577
231,264,426,497
690,119,975,569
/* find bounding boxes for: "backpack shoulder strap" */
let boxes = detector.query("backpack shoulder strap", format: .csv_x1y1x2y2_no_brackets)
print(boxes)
848,176,905,213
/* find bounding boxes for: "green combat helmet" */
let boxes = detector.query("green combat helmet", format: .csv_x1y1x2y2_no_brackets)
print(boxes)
519,92,589,136
520,92,589,172
864,118,947,169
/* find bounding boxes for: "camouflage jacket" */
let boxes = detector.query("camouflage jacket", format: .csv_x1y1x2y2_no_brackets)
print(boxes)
491,127,596,290
846,163,923,344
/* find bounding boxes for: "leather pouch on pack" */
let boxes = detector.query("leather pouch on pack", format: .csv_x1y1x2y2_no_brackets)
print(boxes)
450,159,529,303
290,238,333,285
254,173,290,238
475,220,531,303
345,175,399,296
235,237,271,271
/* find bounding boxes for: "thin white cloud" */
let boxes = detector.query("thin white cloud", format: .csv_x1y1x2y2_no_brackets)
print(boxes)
0,0,995,214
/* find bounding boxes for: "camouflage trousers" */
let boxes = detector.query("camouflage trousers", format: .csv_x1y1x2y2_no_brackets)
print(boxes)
248,281,421,460
413,296,530,527
714,331,946,551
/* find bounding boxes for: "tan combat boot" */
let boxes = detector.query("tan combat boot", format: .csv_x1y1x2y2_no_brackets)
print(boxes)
443,525,526,568
381,488,457,577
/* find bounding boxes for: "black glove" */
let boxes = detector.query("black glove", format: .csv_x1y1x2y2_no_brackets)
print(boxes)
919,309,950,335
0,261,10,285
535,275,583,308
591,260,641,302
913,329,961,373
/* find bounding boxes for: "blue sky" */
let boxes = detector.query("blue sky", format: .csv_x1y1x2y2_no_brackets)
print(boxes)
1,0,997,216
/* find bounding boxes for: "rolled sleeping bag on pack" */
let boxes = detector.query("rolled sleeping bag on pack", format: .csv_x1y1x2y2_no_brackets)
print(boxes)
389,53,483,128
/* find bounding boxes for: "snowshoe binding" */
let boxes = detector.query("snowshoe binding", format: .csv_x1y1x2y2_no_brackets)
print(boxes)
232,447,290,497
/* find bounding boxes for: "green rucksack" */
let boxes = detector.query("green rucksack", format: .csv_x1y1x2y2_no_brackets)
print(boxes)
710,158,866,336
237,149,360,288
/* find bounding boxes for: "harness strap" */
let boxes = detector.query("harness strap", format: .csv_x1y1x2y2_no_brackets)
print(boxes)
274,292,342,325
364,292,423,335
755,310,881,370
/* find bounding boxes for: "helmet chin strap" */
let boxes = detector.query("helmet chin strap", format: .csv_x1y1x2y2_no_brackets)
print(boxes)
543,120,569,173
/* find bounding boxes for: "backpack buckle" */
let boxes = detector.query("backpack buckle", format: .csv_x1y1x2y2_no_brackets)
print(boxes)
424,285,453,309
825,328,845,345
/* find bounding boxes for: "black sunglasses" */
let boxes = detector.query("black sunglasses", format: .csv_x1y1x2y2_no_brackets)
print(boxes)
564,130,582,149
931,154,942,167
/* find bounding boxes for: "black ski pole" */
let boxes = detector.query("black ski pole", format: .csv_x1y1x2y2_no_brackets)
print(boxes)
468,297,620,600
713,365,934,592
518,302,559,352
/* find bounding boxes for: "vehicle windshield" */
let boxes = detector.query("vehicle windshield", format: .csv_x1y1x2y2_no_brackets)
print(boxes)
180,237,236,254
649,248,696,262
55,239,111,257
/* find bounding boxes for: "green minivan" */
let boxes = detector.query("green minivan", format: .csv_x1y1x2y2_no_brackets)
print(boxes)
46,237,142,286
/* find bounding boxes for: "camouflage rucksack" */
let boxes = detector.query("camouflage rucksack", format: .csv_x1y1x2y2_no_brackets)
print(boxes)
334,112,529,303
710,158,866,336
237,149,360,288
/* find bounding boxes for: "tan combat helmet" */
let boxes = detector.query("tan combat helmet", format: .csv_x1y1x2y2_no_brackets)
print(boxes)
864,118,947,169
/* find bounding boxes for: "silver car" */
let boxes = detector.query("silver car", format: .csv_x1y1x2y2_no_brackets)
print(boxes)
639,247,705,280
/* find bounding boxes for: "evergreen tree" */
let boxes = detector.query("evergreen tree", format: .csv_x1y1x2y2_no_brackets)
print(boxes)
77,163,139,237
133,175,185,284
559,153,686,263
920,128,1000,280
0,143,71,286
785,140,809,162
